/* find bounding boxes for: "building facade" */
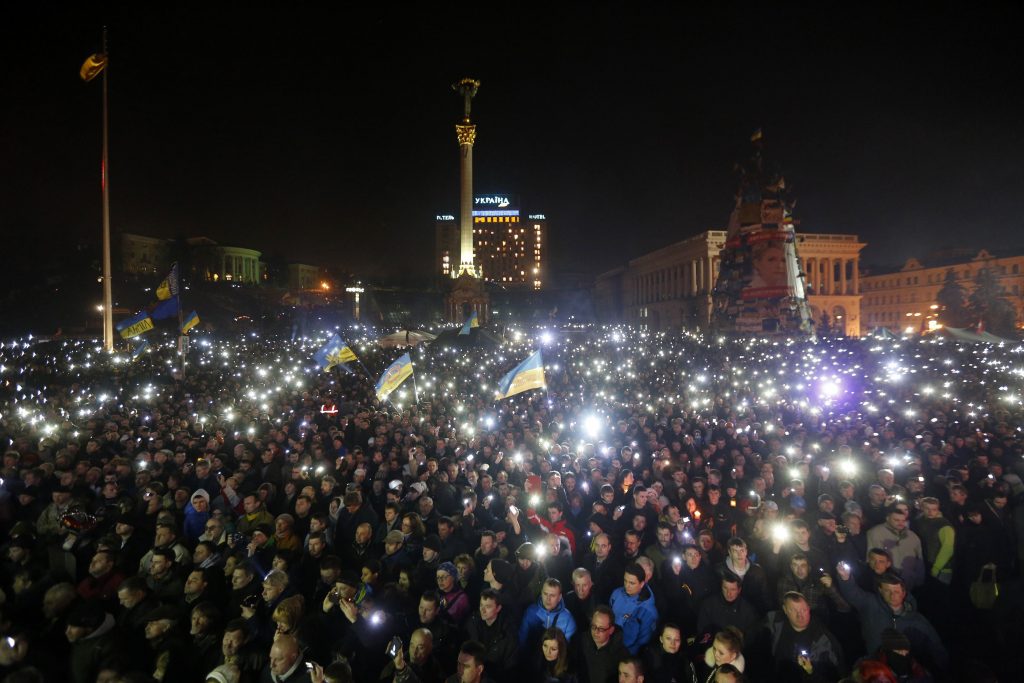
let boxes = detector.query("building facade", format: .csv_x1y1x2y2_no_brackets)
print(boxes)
120,233,172,276
861,249,1024,333
187,238,265,285
435,194,546,289
796,233,866,337
287,264,321,291
597,230,865,335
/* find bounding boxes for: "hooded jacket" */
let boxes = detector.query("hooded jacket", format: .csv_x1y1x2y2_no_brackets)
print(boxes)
519,594,577,646
183,488,212,543
609,584,658,654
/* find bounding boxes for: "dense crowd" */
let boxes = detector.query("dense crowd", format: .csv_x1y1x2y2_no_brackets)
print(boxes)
0,326,1022,683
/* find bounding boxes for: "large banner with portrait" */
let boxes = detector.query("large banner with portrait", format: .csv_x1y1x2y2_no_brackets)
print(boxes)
713,223,813,337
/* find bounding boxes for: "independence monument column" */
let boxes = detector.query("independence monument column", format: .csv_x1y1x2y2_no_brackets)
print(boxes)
445,77,489,324
454,78,480,278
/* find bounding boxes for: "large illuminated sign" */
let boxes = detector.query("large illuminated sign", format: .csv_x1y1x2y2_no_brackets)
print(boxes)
529,214,546,220
435,215,456,221
475,195,512,208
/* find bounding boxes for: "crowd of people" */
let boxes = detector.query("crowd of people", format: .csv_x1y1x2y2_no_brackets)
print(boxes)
0,327,1022,683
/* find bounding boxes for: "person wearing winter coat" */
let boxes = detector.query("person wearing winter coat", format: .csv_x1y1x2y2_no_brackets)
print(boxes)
520,578,578,651
608,562,658,655
184,489,213,544
836,564,948,673
642,623,696,683
575,606,629,683
465,589,519,683
765,593,845,682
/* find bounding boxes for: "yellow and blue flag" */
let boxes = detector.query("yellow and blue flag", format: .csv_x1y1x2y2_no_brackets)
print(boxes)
181,311,200,334
116,311,154,339
155,264,179,301
80,53,108,82
314,334,358,372
131,340,150,360
150,296,179,321
459,311,479,336
496,350,545,399
375,353,413,401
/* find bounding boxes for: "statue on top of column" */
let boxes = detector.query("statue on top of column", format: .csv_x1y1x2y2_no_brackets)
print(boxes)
452,78,481,121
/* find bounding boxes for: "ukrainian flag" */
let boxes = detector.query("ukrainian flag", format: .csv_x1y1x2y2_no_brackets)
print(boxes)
314,334,358,372
155,264,179,301
459,311,479,336
80,53,108,82
375,353,413,401
181,311,200,334
496,350,545,399
116,311,154,340
151,296,178,321
131,340,150,360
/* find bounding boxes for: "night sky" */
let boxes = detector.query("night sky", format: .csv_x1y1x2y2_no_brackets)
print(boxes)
4,4,1024,284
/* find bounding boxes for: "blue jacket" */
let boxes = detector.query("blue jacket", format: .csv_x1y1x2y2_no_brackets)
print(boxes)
609,584,658,655
519,595,577,645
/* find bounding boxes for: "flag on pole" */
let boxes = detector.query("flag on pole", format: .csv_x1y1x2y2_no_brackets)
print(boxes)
181,311,200,334
155,264,179,300
80,53,108,82
375,353,413,401
496,350,545,399
314,334,358,372
116,311,154,339
150,296,179,321
131,340,150,360
459,311,479,336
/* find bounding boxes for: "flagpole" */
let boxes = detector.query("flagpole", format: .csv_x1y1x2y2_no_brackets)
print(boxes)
100,25,114,353
175,262,186,378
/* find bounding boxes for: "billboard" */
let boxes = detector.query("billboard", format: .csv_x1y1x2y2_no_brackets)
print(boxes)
473,194,519,217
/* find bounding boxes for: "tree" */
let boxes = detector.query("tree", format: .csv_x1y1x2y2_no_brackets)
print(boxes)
935,268,971,328
968,267,1017,335
817,310,832,336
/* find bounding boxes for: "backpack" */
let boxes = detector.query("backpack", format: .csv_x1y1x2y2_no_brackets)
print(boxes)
969,563,1000,609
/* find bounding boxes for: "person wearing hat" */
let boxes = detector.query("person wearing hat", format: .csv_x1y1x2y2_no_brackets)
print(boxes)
13,485,43,524
875,627,932,681
144,603,195,681
381,529,412,583
66,600,119,683
36,482,74,540
415,534,443,593
513,542,549,603
436,561,470,624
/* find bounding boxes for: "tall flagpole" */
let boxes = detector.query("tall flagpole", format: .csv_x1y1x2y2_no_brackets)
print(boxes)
101,26,114,352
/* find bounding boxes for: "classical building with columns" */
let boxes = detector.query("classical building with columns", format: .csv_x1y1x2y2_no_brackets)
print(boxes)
187,237,265,285
596,230,865,335
796,233,866,336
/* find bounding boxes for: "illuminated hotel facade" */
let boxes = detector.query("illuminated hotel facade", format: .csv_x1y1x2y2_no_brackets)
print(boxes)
435,194,547,289
860,248,1024,333
596,230,865,335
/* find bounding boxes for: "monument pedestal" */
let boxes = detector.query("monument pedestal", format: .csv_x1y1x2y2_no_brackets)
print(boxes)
446,271,490,323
